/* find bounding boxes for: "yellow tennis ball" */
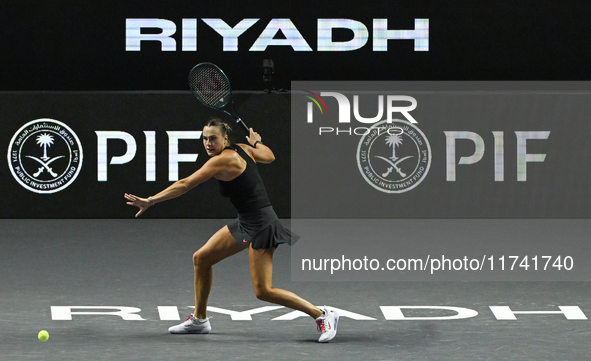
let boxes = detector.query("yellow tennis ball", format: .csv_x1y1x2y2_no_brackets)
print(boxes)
38,330,49,342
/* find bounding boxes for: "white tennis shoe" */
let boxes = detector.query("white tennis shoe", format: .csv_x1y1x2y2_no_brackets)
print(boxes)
168,314,211,334
316,306,339,343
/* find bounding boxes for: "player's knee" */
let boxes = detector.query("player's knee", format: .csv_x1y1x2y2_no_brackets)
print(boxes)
253,285,274,301
193,250,208,268
254,288,270,301
253,285,271,301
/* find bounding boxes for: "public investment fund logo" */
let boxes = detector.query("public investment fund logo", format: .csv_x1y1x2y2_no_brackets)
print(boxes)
7,119,83,194
357,120,431,193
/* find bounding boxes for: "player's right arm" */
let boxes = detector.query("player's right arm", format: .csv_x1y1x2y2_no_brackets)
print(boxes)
124,156,226,217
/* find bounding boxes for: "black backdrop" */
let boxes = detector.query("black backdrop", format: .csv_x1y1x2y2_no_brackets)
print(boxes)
2,0,591,91
2,0,591,218
1,92,292,218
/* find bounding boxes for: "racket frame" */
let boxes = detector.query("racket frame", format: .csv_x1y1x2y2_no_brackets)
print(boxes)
188,62,250,134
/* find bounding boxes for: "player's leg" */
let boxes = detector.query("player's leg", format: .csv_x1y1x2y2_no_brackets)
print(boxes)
193,225,248,317
248,245,339,342
248,245,322,317
169,225,247,334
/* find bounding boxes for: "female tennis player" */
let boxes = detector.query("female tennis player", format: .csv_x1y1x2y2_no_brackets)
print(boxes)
124,118,338,343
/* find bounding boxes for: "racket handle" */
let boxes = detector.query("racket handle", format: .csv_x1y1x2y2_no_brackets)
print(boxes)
236,118,250,134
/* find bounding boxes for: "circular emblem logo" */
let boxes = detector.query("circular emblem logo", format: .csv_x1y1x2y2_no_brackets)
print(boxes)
356,120,431,193
7,119,83,194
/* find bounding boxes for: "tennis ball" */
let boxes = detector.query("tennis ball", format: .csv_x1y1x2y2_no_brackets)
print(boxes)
38,330,49,342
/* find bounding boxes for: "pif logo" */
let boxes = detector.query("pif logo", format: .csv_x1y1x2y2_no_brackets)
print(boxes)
7,119,83,194
356,120,431,193
301,91,428,192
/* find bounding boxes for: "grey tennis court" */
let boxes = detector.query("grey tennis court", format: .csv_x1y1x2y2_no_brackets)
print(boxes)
1,219,589,361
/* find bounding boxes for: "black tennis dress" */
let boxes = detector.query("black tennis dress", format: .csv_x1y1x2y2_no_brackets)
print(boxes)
218,145,298,249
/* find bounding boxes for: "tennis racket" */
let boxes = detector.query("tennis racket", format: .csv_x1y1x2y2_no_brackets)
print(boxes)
188,62,250,134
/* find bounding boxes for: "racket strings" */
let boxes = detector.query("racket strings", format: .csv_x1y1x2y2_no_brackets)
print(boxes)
189,65,231,108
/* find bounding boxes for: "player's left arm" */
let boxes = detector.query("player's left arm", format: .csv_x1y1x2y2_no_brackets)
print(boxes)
243,128,275,164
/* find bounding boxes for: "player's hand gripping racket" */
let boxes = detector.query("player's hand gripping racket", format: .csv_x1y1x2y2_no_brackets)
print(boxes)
188,62,250,134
